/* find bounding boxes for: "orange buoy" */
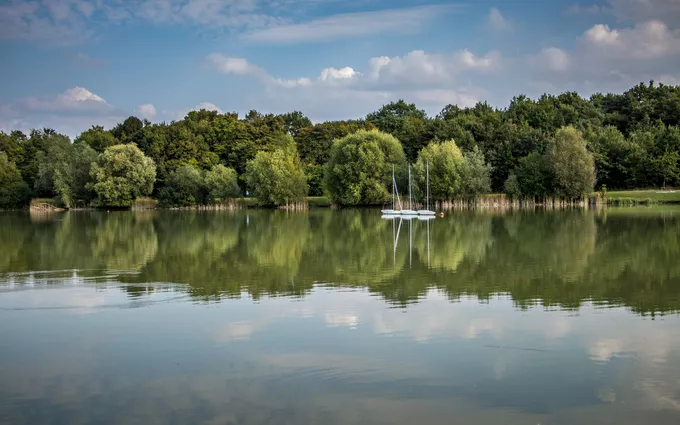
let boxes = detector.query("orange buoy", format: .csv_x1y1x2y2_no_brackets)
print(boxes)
439,212,444,217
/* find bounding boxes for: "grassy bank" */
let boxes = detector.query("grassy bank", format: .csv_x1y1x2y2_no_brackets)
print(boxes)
604,189,680,205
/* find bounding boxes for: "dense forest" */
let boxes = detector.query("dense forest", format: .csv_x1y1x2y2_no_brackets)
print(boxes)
1,81,679,209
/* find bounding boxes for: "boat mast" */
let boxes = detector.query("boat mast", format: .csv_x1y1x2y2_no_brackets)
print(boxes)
408,164,412,210
426,160,430,211
392,164,395,210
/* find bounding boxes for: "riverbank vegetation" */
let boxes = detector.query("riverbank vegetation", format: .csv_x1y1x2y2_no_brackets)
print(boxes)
1,81,679,209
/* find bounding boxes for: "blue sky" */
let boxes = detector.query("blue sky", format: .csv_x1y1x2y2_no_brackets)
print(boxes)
1,0,679,138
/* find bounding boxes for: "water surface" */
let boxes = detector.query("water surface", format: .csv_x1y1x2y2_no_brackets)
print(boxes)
1,208,680,424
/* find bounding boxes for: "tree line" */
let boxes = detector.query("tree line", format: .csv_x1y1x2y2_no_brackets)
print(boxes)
1,81,679,209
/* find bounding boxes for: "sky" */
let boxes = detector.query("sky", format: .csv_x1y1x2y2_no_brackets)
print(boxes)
1,0,679,138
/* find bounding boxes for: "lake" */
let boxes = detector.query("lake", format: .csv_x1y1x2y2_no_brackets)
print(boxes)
1,207,680,425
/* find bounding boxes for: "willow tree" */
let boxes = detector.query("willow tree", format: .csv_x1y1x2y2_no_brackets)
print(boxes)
89,144,157,207
324,129,407,206
244,135,308,206
547,126,595,200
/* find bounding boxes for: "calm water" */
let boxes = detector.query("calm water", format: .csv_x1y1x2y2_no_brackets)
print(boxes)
1,208,680,424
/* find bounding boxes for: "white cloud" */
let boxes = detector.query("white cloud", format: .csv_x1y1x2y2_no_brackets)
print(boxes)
581,20,680,60
194,102,222,113
19,87,111,112
319,66,359,81
137,103,157,120
535,47,571,72
458,49,503,70
488,7,511,31
242,4,457,43
206,53,269,78
363,49,501,88
411,90,479,108
0,87,123,139
526,15,680,97
207,48,500,98
205,47,500,119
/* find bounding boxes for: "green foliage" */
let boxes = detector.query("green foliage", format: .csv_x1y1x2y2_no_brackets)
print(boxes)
18,129,71,196
0,152,30,209
158,165,205,207
413,140,464,201
279,111,312,137
586,126,641,189
245,136,308,206
111,116,144,143
296,120,376,165
53,143,99,208
5,82,680,208
0,131,25,165
367,100,432,162
74,126,120,153
515,152,553,199
34,135,72,198
204,164,241,202
303,163,326,196
547,126,596,199
324,130,407,206
503,173,521,199
90,144,157,207
459,146,492,198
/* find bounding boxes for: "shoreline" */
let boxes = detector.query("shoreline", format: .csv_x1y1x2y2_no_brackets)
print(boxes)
4,190,679,213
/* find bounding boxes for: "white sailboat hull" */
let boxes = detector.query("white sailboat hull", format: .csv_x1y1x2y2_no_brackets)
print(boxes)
417,210,436,215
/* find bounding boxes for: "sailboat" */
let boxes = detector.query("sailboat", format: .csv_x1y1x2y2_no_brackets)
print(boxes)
382,164,403,216
418,160,436,216
400,164,418,216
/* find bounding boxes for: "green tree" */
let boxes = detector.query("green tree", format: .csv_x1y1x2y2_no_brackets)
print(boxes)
0,131,25,165
586,126,641,189
111,116,144,143
204,164,241,203
89,144,157,207
655,150,680,188
53,143,98,208
515,152,552,200
324,130,407,206
34,136,73,198
547,126,596,199
503,173,521,199
245,135,308,206
459,146,492,198
303,163,326,196
18,129,71,195
0,152,30,209
279,111,312,137
74,125,120,153
158,165,205,207
296,120,376,165
413,140,465,201
367,100,432,162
